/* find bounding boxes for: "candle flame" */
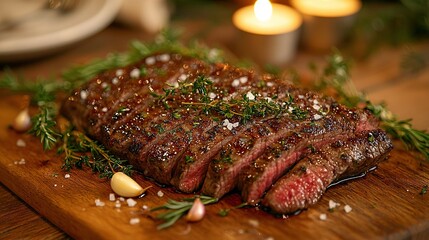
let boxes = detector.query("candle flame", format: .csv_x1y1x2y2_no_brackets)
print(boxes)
254,0,272,22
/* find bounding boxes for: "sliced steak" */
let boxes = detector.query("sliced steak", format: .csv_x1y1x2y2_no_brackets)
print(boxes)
237,109,378,205
261,129,392,214
201,90,378,199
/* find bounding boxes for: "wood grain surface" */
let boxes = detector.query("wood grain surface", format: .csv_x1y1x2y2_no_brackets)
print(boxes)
1,21,429,239
0,94,428,240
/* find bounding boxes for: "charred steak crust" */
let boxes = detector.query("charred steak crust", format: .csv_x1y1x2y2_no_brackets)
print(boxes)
61,52,393,214
262,129,392,213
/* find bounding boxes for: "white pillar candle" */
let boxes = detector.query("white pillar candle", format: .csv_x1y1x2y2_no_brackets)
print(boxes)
291,0,361,52
232,0,302,66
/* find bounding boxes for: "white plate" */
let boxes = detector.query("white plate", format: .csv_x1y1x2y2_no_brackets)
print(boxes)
0,0,122,62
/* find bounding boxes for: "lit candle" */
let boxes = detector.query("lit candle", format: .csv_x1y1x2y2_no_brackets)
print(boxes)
290,0,361,52
232,0,302,66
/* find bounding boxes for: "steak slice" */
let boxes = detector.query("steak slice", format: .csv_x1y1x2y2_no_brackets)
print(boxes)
201,92,378,199
237,109,378,205
262,129,393,214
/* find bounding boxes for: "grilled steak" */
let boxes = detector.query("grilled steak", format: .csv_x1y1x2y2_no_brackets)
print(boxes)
61,52,392,214
262,129,392,213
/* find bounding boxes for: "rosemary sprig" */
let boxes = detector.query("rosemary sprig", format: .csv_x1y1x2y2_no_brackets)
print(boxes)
151,195,218,230
314,51,429,160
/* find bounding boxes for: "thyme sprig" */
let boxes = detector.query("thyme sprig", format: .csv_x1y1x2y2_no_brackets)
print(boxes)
151,75,292,123
151,195,218,230
314,51,429,160
58,129,133,178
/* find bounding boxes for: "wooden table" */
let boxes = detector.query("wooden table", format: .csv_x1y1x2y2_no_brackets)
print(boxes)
0,17,428,239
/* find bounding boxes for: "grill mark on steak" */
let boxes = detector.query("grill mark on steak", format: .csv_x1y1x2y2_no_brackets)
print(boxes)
237,108,378,204
261,129,392,214
170,77,314,193
200,89,360,199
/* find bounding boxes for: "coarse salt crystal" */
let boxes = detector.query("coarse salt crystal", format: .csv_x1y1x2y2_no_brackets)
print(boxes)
102,107,108,112
112,77,119,85
115,69,124,76
226,123,233,131
145,56,156,65
298,95,304,99
223,119,230,126
101,82,108,89
313,99,319,104
129,218,140,225
80,90,88,100
158,54,170,62
130,68,140,79
313,105,321,111
329,200,339,210
246,91,255,100
267,82,274,87
95,199,105,207
16,139,26,147
18,158,25,165
64,174,71,179
264,97,273,102
142,205,149,211
54,184,57,187
314,114,322,120
231,79,240,87
208,92,217,99
178,74,187,81
119,197,125,202
157,190,164,197
239,76,248,84
126,198,137,207
344,205,352,213
232,122,239,128
319,213,327,221
115,200,121,208
109,193,116,202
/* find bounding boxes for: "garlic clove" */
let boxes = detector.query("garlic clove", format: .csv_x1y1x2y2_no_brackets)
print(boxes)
186,197,205,222
12,108,31,132
110,172,145,197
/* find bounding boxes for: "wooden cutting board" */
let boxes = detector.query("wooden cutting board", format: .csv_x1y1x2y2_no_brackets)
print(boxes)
0,93,428,240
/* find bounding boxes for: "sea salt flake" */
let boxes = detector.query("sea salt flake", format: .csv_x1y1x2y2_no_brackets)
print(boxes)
223,119,230,126
239,76,248,84
129,218,140,225
119,197,125,202
231,79,240,87
95,199,105,207
232,122,239,128
80,90,88,100
157,190,164,197
115,69,124,76
208,92,217,99
64,174,71,179
102,107,108,112
298,95,304,99
178,74,187,81
344,205,352,213
314,114,323,120
267,82,274,87
226,123,233,131
145,56,156,65
109,193,116,202
158,54,170,62
16,139,26,147
319,213,327,221
246,91,255,100
115,200,121,208
126,198,137,207
142,205,149,211
112,77,119,85
329,200,339,209
313,105,321,111
130,68,140,78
